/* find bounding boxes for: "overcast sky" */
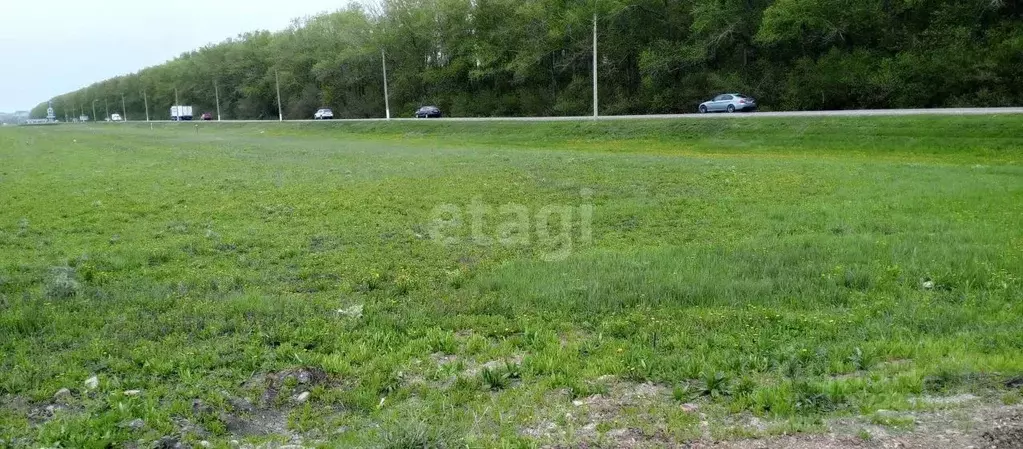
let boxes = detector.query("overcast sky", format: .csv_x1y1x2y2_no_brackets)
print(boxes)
0,1,350,112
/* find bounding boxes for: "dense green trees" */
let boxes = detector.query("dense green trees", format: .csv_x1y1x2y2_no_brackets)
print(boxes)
32,0,1023,119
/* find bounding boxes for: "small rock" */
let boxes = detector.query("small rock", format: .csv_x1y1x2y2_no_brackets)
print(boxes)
199,442,210,448
44,405,56,413
83,376,99,390
53,388,71,399
681,403,699,413
572,400,584,406
119,418,145,429
229,440,240,448
124,390,142,396
922,280,935,290
294,391,311,403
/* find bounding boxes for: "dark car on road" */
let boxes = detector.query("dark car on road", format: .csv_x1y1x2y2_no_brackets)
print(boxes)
415,106,441,118
201,112,214,121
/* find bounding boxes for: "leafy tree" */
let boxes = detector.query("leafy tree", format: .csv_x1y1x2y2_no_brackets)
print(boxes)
31,0,1023,118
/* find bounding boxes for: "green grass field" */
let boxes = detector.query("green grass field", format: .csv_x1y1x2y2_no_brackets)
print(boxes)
1,117,1021,448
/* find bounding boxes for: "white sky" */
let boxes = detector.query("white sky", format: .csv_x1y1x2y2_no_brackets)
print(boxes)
0,1,350,112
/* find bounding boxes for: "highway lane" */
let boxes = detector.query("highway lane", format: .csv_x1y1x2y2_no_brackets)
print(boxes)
82,107,1023,124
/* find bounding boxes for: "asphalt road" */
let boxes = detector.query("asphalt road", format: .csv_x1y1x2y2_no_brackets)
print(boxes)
58,107,1023,124
379,107,1023,121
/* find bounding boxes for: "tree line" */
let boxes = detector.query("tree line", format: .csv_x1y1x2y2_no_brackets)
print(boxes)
31,0,1023,120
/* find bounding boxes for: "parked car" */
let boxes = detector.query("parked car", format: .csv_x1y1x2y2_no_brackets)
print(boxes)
201,112,214,121
110,113,123,122
698,94,757,113
414,106,441,118
314,108,334,120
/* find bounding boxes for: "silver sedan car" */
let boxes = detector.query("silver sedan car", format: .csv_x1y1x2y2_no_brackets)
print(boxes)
699,93,757,113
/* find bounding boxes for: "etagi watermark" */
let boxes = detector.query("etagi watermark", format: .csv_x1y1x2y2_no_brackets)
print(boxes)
428,189,594,261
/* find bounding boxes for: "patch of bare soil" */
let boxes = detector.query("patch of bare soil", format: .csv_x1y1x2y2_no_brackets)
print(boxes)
695,403,1023,449
255,367,330,406
524,378,681,447
4,389,83,428
218,367,333,440
218,398,291,439
523,379,1023,449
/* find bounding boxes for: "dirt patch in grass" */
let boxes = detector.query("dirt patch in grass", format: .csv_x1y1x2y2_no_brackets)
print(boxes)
4,391,85,428
523,378,680,447
244,367,330,407
692,403,1023,449
216,367,333,441
521,380,1023,449
220,407,292,439
430,352,459,366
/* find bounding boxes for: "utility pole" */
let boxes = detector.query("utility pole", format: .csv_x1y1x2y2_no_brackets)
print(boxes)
173,88,181,121
92,100,97,123
105,98,109,120
592,12,599,118
275,69,283,121
214,81,222,121
143,91,150,121
382,49,391,120
121,94,127,121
